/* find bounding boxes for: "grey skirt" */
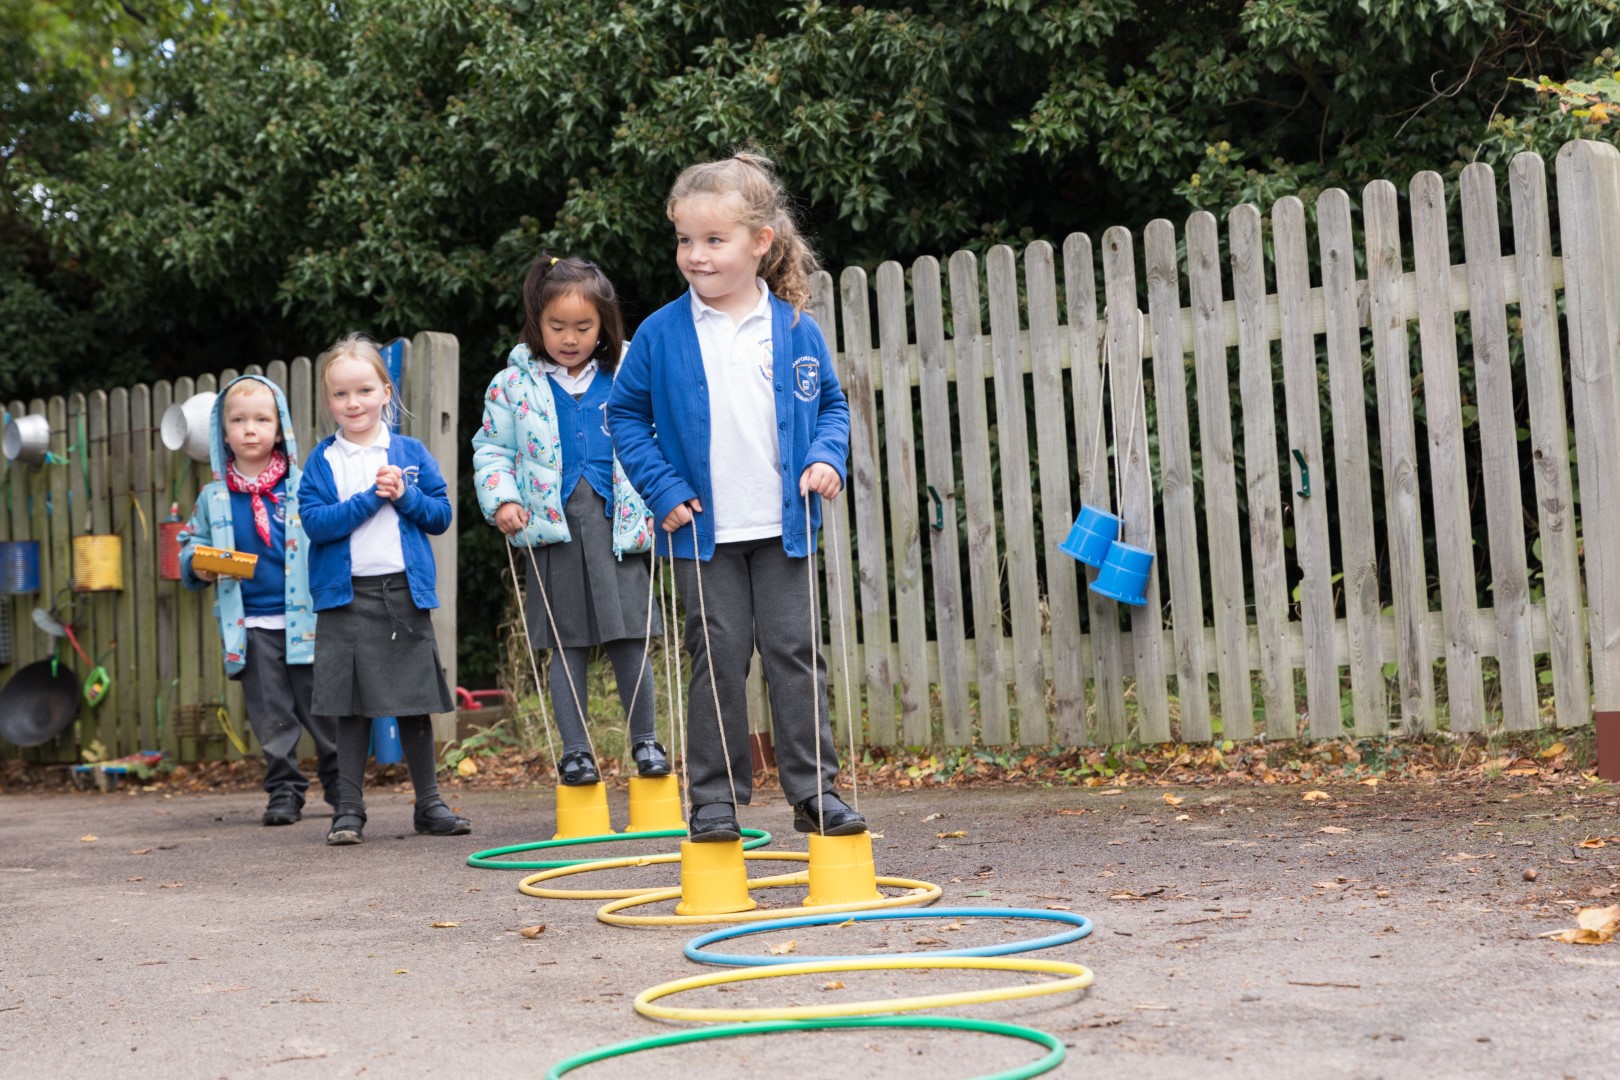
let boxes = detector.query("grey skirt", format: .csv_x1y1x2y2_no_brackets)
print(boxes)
312,574,455,718
524,482,663,649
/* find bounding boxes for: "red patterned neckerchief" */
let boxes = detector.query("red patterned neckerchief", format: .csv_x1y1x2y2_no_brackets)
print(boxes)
225,450,287,546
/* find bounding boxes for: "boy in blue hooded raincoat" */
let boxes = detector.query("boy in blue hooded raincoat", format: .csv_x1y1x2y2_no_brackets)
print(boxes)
178,375,338,826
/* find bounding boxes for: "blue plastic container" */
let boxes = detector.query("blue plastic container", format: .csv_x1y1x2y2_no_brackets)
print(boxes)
1089,541,1154,607
370,716,404,764
0,540,41,595
1057,505,1121,568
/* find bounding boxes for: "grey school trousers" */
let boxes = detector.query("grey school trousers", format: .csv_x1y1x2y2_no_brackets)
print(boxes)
673,537,839,808
238,627,340,805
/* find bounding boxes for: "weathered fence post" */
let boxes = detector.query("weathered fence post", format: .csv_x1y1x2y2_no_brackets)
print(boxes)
1558,140,1620,711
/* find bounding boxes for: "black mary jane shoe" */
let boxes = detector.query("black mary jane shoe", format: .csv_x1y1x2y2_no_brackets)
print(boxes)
326,807,367,846
687,802,742,843
557,750,601,786
262,790,303,827
413,796,472,836
631,739,671,777
792,792,868,836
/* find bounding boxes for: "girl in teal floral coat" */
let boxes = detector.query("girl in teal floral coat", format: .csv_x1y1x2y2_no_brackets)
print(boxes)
472,255,663,786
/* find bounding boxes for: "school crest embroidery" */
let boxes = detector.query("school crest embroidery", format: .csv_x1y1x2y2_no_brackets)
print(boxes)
792,356,820,402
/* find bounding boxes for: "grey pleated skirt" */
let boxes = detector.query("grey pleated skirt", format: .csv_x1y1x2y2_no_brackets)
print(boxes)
312,574,455,718
523,482,663,649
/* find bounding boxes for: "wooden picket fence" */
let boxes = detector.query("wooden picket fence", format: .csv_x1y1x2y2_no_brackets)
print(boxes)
0,333,459,763
804,139,1620,749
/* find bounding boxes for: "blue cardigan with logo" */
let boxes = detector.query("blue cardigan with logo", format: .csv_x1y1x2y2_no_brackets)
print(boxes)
297,432,453,612
606,290,850,561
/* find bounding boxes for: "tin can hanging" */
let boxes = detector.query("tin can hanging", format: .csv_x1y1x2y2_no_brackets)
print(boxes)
0,540,41,594
158,503,184,582
72,534,125,592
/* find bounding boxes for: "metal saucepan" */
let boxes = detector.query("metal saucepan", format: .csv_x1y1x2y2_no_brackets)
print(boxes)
0,658,81,746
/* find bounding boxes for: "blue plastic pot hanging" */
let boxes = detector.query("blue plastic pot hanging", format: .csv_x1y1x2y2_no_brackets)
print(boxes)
1089,540,1154,607
1057,504,1121,568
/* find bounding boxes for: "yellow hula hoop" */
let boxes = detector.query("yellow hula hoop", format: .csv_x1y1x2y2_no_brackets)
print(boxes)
596,876,943,927
634,955,1095,1023
519,851,811,901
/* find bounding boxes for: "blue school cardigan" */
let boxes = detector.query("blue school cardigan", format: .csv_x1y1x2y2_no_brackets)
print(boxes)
606,290,850,561
297,432,452,612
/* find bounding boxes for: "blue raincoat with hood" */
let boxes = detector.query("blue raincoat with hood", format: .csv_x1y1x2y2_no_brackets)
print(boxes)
177,375,316,676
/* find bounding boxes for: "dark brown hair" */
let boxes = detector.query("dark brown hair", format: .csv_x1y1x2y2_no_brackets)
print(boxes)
520,254,626,374
666,149,820,318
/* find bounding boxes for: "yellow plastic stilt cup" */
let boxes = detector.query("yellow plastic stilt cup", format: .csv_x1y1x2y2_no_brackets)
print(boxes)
627,774,685,832
804,831,883,907
674,839,756,916
553,782,613,840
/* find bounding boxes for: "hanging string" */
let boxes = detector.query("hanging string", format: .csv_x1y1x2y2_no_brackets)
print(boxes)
522,542,594,761
503,539,559,771
662,548,691,816
824,497,859,811
805,491,825,832
1115,312,1148,547
1089,325,1112,509
689,514,740,810
619,535,659,767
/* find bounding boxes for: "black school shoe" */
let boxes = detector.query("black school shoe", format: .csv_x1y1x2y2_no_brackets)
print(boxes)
557,750,601,786
632,739,671,777
414,796,472,836
792,793,868,836
688,802,742,843
326,807,366,845
262,790,302,827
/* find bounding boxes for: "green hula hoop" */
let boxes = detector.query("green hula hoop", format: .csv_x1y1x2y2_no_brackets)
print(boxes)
466,828,772,870
547,1016,1065,1080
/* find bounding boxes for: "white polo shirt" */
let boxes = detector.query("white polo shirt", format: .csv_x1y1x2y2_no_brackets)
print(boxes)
691,282,782,543
323,429,406,576
538,356,597,396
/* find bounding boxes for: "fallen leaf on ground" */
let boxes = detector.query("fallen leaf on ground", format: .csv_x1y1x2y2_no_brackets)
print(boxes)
1095,789,1124,796
1163,794,1184,807
1045,904,1072,911
1318,826,1352,835
160,882,184,888
394,969,409,974
79,835,97,842
430,922,459,928
1539,742,1567,758
921,813,943,822
936,830,968,839
1312,881,1342,890
1174,814,1191,821
519,925,546,939
1505,767,1540,776
1057,808,1087,816
942,922,964,931
1540,906,1620,945
1578,838,1608,849
768,940,798,956
1359,778,1380,788
126,876,144,882
1446,852,1495,862
456,757,478,777
130,848,151,855
822,981,845,991
914,937,945,946
1302,791,1330,802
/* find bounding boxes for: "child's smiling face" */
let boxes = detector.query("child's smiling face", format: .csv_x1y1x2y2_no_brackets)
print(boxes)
324,356,391,445
222,384,280,475
672,194,774,321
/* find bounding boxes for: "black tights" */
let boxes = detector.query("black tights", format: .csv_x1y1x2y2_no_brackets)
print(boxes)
333,714,439,811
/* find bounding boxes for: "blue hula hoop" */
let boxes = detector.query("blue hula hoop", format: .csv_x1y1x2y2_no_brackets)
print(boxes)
466,828,772,870
683,906,1093,966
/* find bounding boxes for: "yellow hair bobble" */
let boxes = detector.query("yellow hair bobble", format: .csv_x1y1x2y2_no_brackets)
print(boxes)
550,256,559,266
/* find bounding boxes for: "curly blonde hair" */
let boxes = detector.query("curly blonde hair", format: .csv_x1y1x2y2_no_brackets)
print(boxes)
666,150,820,318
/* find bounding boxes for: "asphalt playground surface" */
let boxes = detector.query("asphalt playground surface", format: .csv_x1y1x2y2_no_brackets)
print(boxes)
2,781,1617,1078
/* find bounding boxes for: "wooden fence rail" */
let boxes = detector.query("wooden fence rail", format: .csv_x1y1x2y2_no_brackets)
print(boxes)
803,140,1615,749
0,333,459,763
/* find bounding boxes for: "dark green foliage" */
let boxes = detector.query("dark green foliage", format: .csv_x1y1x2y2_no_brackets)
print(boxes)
4,0,1617,681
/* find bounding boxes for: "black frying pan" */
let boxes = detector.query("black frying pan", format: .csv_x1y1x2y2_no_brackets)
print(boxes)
0,659,81,747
